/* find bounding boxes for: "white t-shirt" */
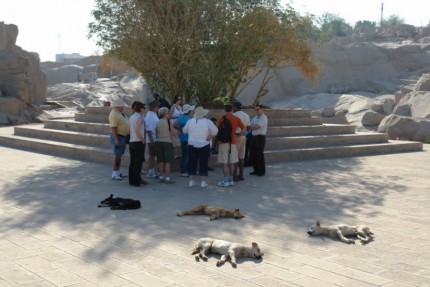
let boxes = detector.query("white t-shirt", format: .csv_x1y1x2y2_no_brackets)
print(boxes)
145,110,159,141
234,110,251,133
183,118,218,148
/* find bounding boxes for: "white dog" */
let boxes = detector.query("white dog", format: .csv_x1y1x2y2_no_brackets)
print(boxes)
307,220,373,244
191,237,263,267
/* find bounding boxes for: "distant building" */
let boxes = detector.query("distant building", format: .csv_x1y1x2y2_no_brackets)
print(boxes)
55,53,86,63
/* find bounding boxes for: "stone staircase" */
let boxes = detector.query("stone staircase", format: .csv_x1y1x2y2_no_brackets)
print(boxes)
0,107,423,167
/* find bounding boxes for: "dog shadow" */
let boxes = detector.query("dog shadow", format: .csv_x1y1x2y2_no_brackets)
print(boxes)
195,255,263,268
309,235,375,245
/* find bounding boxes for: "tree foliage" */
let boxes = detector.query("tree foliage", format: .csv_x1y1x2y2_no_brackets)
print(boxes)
380,15,405,29
88,0,318,105
353,20,377,34
317,13,352,39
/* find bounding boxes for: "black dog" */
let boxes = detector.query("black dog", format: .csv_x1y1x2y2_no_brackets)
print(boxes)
98,194,141,210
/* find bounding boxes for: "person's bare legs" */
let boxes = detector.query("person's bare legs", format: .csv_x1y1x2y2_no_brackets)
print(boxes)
165,163,171,181
238,159,245,180
113,155,121,171
223,163,229,177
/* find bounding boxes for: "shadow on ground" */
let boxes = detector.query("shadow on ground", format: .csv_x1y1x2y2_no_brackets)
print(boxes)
1,154,407,268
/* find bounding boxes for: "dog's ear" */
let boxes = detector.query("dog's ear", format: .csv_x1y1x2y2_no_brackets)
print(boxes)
316,220,321,226
252,242,258,247
109,194,114,199
235,208,240,212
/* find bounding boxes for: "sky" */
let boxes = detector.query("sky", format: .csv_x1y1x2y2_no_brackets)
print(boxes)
1,0,429,62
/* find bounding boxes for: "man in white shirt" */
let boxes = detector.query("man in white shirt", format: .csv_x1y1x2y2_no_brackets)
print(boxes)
232,101,250,181
145,101,160,178
249,104,268,176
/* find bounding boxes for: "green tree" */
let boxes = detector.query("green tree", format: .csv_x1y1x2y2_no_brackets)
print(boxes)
317,13,352,40
380,15,405,29
354,20,377,34
88,0,318,105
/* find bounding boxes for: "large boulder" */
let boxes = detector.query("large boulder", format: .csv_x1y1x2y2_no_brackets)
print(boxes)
394,90,430,119
378,114,420,140
378,114,430,141
0,22,47,125
362,110,385,126
414,74,430,91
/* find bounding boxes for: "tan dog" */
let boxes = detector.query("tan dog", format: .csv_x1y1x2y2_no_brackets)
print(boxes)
177,204,244,221
191,237,263,268
307,220,373,244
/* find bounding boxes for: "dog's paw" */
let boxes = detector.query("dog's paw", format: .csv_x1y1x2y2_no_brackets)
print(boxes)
216,261,222,267
202,256,208,261
195,255,200,261
232,262,237,268
348,239,355,244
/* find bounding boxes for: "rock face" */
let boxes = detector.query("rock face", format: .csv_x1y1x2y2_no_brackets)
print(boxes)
237,40,430,106
0,22,47,125
377,74,430,141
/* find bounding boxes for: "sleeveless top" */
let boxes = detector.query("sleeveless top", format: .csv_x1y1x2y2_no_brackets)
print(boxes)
156,119,173,143
129,113,145,142
171,105,182,119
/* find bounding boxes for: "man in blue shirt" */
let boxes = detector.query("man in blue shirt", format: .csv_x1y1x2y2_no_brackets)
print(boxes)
173,104,195,176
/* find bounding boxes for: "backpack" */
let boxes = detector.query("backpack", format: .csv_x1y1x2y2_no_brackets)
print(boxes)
217,116,232,143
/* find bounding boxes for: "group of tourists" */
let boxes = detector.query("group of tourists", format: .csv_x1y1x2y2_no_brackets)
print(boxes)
108,94,268,188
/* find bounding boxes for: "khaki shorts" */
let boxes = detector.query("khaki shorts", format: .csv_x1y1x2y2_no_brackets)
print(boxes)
155,141,174,163
236,135,246,159
217,143,239,164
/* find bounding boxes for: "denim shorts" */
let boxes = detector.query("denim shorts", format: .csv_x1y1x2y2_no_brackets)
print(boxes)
110,134,126,156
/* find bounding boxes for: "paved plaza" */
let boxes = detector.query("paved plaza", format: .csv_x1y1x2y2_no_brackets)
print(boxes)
0,145,430,287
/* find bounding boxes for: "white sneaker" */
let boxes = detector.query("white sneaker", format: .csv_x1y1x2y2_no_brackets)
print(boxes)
217,181,230,187
200,181,208,188
229,180,234,186
146,170,153,178
147,170,158,179
180,173,189,177
112,175,123,180
189,180,196,187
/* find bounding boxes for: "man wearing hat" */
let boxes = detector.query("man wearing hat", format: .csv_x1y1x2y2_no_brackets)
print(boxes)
145,100,160,178
153,93,171,109
109,98,130,180
182,106,218,188
232,101,250,181
173,104,195,176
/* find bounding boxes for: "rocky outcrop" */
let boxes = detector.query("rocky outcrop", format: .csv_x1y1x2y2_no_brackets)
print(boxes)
0,22,47,125
238,39,430,106
378,74,430,141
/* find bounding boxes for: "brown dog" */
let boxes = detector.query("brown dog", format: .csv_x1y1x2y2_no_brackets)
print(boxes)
177,204,244,221
307,220,373,244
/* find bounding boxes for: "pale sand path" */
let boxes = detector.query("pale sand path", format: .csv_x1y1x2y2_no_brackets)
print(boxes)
1,145,429,286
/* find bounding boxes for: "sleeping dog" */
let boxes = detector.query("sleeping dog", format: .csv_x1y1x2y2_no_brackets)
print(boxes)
98,194,141,210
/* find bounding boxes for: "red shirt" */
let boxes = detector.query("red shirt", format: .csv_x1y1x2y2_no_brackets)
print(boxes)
216,113,245,144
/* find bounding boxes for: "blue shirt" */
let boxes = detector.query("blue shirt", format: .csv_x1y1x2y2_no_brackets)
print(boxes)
176,114,191,142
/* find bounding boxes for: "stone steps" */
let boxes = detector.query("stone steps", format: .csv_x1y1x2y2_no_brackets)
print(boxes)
13,123,390,150
0,107,423,167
